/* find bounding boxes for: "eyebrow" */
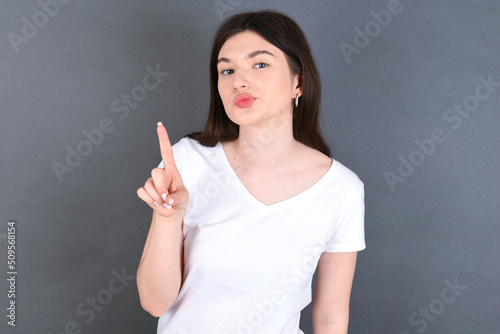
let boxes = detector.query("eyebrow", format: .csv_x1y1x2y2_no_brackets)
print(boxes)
217,50,275,65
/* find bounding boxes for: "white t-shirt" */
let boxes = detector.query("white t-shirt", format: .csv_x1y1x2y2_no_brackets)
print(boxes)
156,137,365,334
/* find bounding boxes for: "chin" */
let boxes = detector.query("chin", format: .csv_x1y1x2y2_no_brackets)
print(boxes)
225,108,262,125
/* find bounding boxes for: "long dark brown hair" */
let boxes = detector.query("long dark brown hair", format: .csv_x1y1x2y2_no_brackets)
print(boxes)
185,10,332,157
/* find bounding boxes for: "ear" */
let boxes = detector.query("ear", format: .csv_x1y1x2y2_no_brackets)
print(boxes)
293,73,303,97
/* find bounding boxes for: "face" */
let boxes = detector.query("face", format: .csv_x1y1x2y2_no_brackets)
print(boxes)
216,30,301,127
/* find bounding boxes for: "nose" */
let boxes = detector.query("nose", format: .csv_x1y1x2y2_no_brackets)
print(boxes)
232,71,250,91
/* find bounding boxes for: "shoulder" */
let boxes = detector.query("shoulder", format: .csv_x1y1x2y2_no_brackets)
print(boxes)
299,143,333,172
159,137,203,169
170,137,212,158
174,136,221,152
172,136,198,150
331,159,364,199
169,136,222,169
300,144,364,194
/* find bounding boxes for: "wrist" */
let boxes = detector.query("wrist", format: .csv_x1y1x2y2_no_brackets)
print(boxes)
154,210,185,224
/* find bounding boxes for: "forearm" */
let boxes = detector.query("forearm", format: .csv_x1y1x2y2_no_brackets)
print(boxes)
136,211,184,317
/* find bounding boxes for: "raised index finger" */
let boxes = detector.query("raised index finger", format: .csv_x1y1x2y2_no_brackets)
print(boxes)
157,122,175,168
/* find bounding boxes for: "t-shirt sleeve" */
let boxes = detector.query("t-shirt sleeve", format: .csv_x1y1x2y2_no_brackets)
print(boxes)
324,184,366,252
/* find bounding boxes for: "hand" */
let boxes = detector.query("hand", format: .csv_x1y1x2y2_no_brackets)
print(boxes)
137,122,190,219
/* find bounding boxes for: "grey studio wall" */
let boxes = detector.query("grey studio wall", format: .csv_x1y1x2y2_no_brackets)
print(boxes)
1,0,499,333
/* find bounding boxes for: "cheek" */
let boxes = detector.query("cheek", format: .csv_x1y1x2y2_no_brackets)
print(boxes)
264,71,292,95
218,80,229,99
217,81,232,111
268,78,293,101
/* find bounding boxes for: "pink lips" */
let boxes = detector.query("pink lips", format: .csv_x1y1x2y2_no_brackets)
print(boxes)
234,93,257,108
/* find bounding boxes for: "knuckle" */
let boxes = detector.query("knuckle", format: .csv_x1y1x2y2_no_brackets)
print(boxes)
151,168,161,177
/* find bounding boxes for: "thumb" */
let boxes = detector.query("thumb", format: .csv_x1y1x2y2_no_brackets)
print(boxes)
166,186,189,211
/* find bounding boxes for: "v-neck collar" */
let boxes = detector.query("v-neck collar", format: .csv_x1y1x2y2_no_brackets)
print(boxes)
215,141,338,213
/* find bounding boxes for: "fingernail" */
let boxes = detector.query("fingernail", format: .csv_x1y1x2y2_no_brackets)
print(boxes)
157,121,163,127
168,198,174,205
161,193,167,202
154,201,161,207
163,203,172,209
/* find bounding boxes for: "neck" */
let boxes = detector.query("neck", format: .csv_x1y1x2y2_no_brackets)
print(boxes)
230,111,298,171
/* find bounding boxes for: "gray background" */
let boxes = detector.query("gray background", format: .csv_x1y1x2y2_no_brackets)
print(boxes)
1,0,499,333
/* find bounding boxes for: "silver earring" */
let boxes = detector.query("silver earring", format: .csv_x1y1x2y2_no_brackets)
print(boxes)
295,95,299,108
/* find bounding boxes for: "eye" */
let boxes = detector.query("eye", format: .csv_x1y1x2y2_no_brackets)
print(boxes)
254,63,268,69
220,69,234,75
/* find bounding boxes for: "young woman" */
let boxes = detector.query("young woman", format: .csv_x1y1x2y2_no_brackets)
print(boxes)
136,10,365,334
